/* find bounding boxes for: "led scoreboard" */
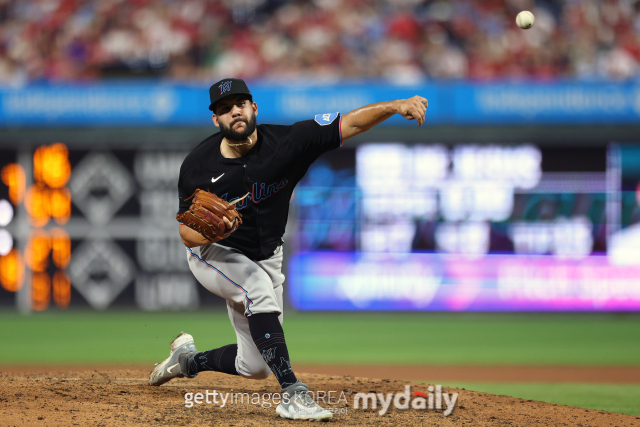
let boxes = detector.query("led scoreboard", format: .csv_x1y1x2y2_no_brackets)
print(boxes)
0,145,201,312
0,144,72,310
289,143,640,311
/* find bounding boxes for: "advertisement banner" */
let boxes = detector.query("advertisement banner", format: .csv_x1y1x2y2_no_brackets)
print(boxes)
289,252,640,311
1,81,639,127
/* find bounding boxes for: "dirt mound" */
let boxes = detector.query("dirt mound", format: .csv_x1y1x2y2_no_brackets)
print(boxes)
0,368,638,426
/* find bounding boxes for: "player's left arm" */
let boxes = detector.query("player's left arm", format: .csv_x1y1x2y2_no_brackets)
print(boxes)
340,96,428,141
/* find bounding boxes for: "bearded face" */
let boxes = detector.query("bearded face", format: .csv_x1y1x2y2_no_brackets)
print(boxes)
219,109,257,141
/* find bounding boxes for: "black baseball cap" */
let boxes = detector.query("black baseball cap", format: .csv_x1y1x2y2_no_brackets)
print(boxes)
208,78,253,112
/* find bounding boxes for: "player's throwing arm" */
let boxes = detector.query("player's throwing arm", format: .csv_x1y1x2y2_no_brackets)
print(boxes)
340,95,428,141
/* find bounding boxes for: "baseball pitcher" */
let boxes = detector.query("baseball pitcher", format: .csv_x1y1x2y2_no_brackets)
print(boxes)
149,78,428,421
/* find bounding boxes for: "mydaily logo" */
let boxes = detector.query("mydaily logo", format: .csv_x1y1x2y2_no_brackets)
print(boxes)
353,385,458,416
183,384,458,417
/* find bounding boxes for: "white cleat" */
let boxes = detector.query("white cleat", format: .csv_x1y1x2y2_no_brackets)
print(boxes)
276,381,333,421
148,332,198,386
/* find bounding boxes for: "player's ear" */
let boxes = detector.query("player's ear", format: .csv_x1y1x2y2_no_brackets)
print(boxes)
252,102,258,117
212,114,219,127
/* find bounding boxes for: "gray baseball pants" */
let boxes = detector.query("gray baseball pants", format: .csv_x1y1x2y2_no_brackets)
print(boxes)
186,243,284,380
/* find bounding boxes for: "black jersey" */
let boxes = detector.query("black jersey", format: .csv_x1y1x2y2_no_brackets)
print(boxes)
178,113,342,260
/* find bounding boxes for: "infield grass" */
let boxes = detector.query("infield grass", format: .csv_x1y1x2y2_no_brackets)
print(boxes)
0,310,638,366
438,382,640,416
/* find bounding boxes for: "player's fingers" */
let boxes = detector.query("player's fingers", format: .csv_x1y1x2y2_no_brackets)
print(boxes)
411,95,427,107
415,103,426,125
417,101,427,117
411,98,427,118
411,109,422,126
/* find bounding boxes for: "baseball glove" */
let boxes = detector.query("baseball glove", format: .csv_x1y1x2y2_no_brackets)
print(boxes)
176,189,245,242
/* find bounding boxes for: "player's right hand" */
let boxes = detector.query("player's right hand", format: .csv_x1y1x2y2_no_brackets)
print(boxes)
396,96,428,126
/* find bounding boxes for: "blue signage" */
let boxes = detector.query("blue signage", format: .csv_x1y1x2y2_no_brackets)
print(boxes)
0,81,638,127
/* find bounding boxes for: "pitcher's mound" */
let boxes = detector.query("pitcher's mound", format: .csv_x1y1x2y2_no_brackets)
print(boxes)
0,368,637,426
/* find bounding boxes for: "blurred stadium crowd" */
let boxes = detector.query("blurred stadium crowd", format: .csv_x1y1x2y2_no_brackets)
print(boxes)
0,0,639,84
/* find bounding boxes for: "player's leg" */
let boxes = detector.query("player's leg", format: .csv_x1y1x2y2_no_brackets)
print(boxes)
225,285,283,380
152,243,290,383
149,243,271,385
245,245,298,386
153,243,331,419
151,244,324,418
250,247,333,421
183,286,283,380
185,244,287,380
187,341,239,377
183,243,306,389
217,260,332,420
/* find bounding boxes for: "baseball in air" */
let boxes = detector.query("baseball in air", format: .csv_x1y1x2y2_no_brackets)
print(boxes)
516,11,535,29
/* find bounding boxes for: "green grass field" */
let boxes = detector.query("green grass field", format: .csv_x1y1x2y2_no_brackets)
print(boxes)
1,310,639,415
1,311,639,365
436,382,640,417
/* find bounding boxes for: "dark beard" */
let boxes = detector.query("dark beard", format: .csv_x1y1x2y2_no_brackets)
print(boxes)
220,114,257,141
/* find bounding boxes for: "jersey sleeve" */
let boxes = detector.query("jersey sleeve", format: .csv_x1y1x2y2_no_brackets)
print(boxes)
289,112,342,160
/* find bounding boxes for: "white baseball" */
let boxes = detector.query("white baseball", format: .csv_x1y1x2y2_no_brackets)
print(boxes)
516,11,534,29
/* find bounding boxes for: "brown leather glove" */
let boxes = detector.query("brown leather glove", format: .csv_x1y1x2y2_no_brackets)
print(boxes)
176,189,244,242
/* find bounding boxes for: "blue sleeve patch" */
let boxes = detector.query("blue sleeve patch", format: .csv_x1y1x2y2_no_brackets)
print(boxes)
314,112,339,126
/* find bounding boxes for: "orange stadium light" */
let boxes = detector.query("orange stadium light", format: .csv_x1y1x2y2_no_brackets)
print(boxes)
25,230,51,272
24,183,51,227
50,227,71,269
52,270,71,309
31,272,51,311
50,187,71,225
33,143,71,188
0,248,24,292
32,146,45,184
0,163,26,205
